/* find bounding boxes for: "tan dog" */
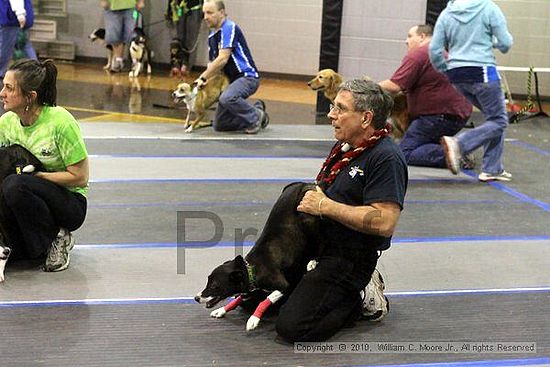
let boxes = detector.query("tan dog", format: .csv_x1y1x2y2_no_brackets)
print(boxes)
389,93,409,140
307,68,343,103
172,74,229,133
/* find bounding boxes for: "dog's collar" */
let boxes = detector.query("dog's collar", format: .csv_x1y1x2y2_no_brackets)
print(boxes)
244,259,258,291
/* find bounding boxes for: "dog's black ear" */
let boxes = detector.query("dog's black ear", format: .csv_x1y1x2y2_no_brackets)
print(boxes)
234,255,245,267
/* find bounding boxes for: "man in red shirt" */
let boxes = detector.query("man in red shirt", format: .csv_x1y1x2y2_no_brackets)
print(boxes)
379,24,472,168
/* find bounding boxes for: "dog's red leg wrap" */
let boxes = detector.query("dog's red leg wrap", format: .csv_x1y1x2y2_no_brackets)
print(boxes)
224,295,243,312
252,298,272,319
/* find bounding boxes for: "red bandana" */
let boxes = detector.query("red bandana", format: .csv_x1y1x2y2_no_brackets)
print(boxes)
316,123,391,190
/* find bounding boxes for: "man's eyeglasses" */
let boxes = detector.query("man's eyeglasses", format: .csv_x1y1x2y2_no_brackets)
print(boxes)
329,104,351,115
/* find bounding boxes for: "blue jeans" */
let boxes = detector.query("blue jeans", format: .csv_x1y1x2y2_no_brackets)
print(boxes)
0,26,19,78
213,76,260,132
399,115,467,168
104,9,135,45
453,81,509,174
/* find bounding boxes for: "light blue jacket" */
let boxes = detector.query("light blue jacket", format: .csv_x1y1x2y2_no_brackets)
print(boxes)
429,0,513,72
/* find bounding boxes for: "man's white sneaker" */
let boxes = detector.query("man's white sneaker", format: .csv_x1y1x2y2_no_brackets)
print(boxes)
361,269,389,322
478,170,512,182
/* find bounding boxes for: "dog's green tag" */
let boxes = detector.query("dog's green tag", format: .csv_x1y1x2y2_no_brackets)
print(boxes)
177,7,183,17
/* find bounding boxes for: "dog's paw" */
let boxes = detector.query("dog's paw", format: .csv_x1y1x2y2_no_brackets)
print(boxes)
306,260,318,271
210,307,226,318
246,316,260,331
185,125,194,133
22,164,35,173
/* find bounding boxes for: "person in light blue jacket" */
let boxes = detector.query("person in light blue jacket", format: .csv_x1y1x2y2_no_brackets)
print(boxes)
429,0,513,182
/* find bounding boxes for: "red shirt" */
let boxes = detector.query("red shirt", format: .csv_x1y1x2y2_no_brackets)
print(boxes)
390,43,472,120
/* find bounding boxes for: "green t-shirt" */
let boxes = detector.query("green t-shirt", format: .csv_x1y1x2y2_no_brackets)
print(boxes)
0,106,89,196
109,0,136,11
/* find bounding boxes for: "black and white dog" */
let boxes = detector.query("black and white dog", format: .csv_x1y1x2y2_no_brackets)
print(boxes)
89,28,113,71
195,182,326,331
0,145,42,282
129,27,152,78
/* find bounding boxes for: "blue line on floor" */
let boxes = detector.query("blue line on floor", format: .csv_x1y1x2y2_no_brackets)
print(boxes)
510,140,550,156
2,287,549,308
76,235,550,249
462,171,549,212
87,199,519,209
89,154,327,159
90,178,313,184
346,357,550,367
90,177,476,184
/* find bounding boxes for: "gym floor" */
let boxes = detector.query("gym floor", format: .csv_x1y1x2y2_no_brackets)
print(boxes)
1,62,549,367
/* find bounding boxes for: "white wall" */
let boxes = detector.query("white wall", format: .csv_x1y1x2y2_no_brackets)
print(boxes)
495,0,550,97
338,0,427,81
54,0,549,96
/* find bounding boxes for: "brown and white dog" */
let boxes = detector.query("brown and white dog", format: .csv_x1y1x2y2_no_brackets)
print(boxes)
0,145,42,282
171,73,229,132
307,68,343,103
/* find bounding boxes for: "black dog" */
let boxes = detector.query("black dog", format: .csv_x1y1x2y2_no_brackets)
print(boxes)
195,182,325,331
89,28,113,70
0,144,42,282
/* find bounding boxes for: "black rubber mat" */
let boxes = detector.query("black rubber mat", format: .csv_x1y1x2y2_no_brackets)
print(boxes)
1,293,548,367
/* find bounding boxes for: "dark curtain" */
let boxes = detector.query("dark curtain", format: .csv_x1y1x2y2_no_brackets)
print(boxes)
315,0,343,124
426,0,450,25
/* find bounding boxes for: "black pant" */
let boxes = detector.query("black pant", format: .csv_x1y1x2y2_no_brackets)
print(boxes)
276,249,379,342
0,174,87,259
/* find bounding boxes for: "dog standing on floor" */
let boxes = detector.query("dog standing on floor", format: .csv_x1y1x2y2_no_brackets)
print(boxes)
89,28,113,71
195,182,326,331
0,145,42,282
172,73,229,133
129,28,153,78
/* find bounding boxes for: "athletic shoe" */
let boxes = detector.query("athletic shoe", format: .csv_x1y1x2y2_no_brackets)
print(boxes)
440,136,461,175
361,269,389,322
461,153,476,170
478,170,512,182
245,108,263,134
110,58,124,73
254,99,266,111
254,100,270,129
44,228,75,272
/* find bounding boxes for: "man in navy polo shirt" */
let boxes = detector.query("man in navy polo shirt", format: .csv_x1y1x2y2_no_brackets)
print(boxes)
276,79,408,342
194,0,268,134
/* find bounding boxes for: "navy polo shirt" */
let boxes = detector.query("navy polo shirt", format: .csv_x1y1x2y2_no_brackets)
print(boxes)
323,137,408,251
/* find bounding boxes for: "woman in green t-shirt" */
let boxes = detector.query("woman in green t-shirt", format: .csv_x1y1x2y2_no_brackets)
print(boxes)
0,59,89,274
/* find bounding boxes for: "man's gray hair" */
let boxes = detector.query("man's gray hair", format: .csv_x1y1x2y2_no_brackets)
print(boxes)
338,79,394,129
205,0,225,11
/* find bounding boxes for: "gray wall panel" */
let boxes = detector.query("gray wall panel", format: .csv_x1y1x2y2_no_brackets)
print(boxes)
50,1,549,96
